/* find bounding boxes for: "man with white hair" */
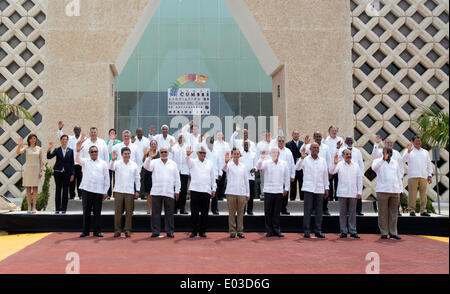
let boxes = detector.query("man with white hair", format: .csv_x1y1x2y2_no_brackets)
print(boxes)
154,125,175,152
276,136,296,215
143,147,180,238
323,125,344,203
186,145,217,238
213,130,231,202
257,147,290,238
109,130,141,164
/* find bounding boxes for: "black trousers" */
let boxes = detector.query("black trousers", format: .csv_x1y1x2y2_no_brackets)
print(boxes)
328,174,339,201
176,174,189,213
304,191,324,234
264,193,283,234
54,170,71,212
281,191,290,213
69,165,82,199
290,170,304,200
255,171,262,198
356,198,363,214
216,172,227,200
107,170,115,197
246,180,255,213
211,179,219,213
82,190,103,235
190,191,211,234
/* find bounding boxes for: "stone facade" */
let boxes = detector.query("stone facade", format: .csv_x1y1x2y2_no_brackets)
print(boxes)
0,0,448,205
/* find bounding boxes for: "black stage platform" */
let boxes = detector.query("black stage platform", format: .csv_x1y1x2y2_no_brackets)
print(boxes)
0,213,448,236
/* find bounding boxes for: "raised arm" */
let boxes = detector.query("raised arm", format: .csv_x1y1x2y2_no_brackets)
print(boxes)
46,142,56,159
185,146,194,169
15,138,27,154
75,136,87,166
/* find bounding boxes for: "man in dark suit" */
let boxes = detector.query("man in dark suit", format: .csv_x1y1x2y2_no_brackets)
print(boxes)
286,130,304,201
47,135,75,214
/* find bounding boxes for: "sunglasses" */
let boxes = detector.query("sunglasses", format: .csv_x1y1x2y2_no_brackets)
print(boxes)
160,151,168,154
198,152,206,154
90,151,98,154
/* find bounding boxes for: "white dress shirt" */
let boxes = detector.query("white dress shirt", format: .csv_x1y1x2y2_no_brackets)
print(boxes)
278,147,296,179
300,143,332,172
372,158,403,193
143,158,180,198
154,134,175,152
110,159,140,194
57,130,81,165
331,161,363,198
81,138,109,163
230,131,257,153
323,136,344,158
402,147,433,179
256,158,290,194
133,136,150,167
223,161,250,197
372,143,404,178
169,143,190,175
240,150,257,181
78,157,109,195
213,140,231,171
338,146,364,173
186,157,217,194
206,148,222,179
296,155,330,194
109,141,141,167
181,124,202,155
256,139,277,160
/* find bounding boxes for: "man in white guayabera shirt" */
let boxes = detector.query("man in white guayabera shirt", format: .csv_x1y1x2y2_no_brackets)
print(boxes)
257,148,290,238
169,133,190,214
296,143,329,239
110,147,140,238
403,135,433,217
76,137,110,238
186,146,217,238
143,147,180,238
331,149,363,239
372,147,403,240
223,148,250,239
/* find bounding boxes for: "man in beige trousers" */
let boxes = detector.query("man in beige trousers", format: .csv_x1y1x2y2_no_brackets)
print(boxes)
223,148,250,238
402,135,433,217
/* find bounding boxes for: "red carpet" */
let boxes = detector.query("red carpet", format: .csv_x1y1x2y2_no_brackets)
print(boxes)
0,233,447,274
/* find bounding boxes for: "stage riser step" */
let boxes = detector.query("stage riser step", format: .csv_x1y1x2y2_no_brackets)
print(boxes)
0,214,447,236
63,200,377,213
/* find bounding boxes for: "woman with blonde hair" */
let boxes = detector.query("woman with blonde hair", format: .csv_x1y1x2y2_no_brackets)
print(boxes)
16,133,43,213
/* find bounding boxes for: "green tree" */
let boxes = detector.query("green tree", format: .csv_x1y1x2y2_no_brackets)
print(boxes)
414,105,449,149
0,92,34,124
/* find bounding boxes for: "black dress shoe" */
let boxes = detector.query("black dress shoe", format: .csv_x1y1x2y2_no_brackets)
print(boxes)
340,233,347,238
180,211,188,215
61,211,66,214
390,235,401,240
237,233,245,239
410,212,416,216
247,212,254,216
190,233,197,238
381,235,388,239
265,233,273,238
125,232,131,238
281,211,290,215
94,233,103,238
199,233,207,238
350,233,360,239
356,212,364,216
79,233,89,238
167,233,174,238
230,233,236,238
114,232,121,238
304,232,310,238
212,211,219,215
323,211,331,216
151,233,160,238
420,212,431,217
315,233,325,238
274,232,284,238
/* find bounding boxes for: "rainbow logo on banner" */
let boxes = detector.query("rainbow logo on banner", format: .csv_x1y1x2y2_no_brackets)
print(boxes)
170,74,208,96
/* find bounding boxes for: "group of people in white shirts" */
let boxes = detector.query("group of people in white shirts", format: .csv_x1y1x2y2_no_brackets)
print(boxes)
53,121,433,240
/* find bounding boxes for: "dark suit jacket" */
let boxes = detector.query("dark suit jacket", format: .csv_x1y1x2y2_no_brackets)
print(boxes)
286,140,303,163
47,147,75,175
